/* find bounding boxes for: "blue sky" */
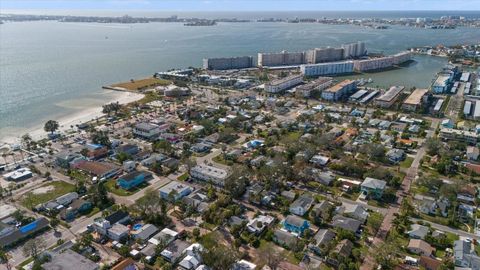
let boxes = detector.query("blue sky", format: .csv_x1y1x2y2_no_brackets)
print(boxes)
1,0,480,11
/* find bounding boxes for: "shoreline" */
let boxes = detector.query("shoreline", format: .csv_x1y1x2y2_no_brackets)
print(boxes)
0,91,144,145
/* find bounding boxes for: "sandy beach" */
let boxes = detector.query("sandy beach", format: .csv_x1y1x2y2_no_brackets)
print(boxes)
0,91,143,145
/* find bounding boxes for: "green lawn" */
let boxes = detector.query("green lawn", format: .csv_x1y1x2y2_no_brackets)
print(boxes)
177,173,190,181
67,169,90,182
280,131,301,145
105,179,149,196
212,155,232,165
21,181,76,209
400,157,414,168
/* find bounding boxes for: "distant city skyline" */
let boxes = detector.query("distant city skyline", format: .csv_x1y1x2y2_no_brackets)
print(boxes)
2,0,480,12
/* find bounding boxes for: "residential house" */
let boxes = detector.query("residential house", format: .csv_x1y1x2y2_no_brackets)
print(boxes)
59,199,92,221
281,190,296,202
339,202,368,223
309,229,336,255
55,151,85,168
458,203,475,222
407,224,429,240
418,256,441,270
179,243,203,270
413,194,449,217
454,240,480,268
386,149,406,164
159,181,193,201
108,223,130,242
149,228,178,246
457,185,477,204
131,224,158,242
331,215,362,234
117,171,152,190
283,215,310,235
246,215,275,235
360,177,387,199
233,260,257,270
273,229,298,248
467,146,480,161
327,239,353,267
289,194,314,216
311,200,333,221
111,258,138,270
133,122,161,140
160,239,191,263
310,155,330,167
115,144,140,156
407,239,434,256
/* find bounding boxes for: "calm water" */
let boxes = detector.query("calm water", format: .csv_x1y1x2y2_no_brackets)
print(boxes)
1,19,480,139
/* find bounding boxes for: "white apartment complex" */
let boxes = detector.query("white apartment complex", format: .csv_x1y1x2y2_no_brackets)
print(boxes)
190,165,230,186
300,61,354,77
265,74,303,94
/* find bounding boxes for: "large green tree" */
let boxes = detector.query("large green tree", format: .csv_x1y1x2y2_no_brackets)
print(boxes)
44,120,59,134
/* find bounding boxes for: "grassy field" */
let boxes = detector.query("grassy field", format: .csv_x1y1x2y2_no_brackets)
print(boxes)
111,78,170,91
177,173,190,181
104,179,149,196
21,181,76,209
400,157,414,168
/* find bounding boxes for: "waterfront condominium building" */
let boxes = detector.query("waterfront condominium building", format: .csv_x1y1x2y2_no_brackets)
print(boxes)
304,47,345,64
265,74,303,94
300,61,354,77
295,77,333,98
353,56,395,72
257,51,305,67
190,164,230,186
402,88,430,111
391,51,412,65
341,41,367,59
375,86,405,108
203,56,254,70
321,79,357,101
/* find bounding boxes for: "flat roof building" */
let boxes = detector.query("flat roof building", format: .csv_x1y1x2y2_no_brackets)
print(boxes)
265,74,303,94
43,250,99,270
295,77,333,98
190,164,230,186
375,86,405,108
402,88,429,111
258,51,305,67
464,101,472,116
360,90,379,104
432,73,452,94
433,99,444,112
300,61,354,77
349,89,368,102
321,80,357,101
439,128,479,144
474,100,480,120
203,56,254,70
